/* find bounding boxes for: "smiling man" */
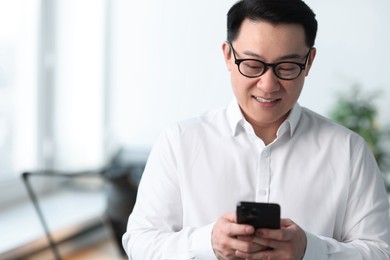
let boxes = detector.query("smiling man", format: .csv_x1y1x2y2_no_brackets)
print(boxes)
224,19,314,145
123,0,390,259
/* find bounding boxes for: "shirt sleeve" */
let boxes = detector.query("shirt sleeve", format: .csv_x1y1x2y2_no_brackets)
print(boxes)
303,138,390,260
303,232,390,260
122,127,218,259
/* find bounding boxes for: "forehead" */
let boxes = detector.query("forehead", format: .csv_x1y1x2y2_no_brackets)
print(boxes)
235,19,307,55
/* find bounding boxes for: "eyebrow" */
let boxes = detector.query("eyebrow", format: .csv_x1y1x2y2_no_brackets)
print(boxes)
241,50,303,60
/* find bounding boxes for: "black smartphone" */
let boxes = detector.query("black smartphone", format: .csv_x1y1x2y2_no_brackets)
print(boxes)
236,202,280,229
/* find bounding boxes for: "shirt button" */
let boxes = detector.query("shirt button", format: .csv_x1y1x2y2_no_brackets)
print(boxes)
259,190,267,196
262,150,270,157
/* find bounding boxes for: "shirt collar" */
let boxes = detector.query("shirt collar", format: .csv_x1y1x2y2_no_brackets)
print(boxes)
276,102,302,137
285,102,302,137
227,99,246,136
226,99,302,137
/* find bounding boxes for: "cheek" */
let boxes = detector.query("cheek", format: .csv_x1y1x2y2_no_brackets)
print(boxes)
231,76,246,100
231,74,257,98
285,80,305,99
230,75,240,96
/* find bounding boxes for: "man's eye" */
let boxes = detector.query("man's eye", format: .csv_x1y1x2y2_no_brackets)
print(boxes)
278,64,297,71
276,63,301,77
242,61,263,70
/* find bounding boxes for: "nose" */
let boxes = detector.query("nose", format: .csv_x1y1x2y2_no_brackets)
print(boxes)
256,67,280,93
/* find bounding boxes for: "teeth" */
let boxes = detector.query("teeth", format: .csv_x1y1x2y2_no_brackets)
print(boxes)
255,96,275,103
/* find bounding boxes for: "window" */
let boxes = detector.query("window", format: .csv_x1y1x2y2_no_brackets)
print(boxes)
0,1,39,183
0,0,107,207
51,0,106,170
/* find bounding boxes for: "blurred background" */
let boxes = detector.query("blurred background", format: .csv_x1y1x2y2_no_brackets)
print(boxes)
0,0,389,259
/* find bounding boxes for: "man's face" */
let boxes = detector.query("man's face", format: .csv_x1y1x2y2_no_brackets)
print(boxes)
223,19,316,132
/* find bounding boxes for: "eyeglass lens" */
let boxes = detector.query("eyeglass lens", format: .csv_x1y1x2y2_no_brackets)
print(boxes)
239,60,302,79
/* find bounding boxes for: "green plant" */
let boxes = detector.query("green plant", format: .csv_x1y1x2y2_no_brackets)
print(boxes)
329,84,390,190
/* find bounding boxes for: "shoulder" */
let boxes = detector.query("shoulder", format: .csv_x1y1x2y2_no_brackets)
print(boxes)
169,106,230,135
298,106,366,148
300,106,355,133
158,106,231,143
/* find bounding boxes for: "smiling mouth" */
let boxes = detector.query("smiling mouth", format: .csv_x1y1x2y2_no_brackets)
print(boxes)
253,96,280,103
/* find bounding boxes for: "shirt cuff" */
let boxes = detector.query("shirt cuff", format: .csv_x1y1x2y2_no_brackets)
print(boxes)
302,231,328,260
190,222,216,259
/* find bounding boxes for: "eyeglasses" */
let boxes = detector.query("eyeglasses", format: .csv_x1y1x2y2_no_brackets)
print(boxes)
228,41,311,80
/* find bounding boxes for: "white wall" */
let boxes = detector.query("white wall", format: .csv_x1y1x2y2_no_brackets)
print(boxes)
301,0,390,123
109,0,390,148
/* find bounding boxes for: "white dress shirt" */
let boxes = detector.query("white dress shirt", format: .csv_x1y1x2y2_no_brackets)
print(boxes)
123,100,390,259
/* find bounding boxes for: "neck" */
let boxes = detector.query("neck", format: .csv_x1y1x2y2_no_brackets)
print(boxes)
253,126,278,145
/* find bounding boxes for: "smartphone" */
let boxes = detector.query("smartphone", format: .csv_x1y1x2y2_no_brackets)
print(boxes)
236,202,280,229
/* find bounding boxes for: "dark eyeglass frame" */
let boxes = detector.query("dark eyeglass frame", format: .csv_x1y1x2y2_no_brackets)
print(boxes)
228,41,311,80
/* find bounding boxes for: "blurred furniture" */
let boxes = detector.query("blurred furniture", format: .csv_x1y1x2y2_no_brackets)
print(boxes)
22,170,102,260
22,147,149,259
101,147,149,256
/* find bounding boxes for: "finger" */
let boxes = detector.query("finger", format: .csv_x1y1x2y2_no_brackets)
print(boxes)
232,224,255,236
232,237,262,253
223,212,237,222
253,219,307,258
216,218,253,237
235,247,275,259
237,236,269,252
256,228,291,242
280,218,294,227
212,213,257,258
213,233,244,259
255,219,297,241
215,235,262,256
217,222,254,239
215,234,264,254
251,235,285,249
222,213,255,236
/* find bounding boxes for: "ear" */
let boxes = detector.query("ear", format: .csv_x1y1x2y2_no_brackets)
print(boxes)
222,41,233,72
304,47,316,76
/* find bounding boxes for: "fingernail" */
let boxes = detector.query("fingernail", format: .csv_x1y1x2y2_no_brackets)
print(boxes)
246,226,254,233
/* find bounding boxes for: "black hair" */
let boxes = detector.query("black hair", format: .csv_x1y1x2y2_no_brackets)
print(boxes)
227,0,318,47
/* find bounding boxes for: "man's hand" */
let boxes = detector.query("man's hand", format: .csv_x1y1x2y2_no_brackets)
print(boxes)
235,218,307,260
211,212,268,260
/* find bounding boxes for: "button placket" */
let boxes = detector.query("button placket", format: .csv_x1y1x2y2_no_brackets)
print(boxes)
256,147,271,202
